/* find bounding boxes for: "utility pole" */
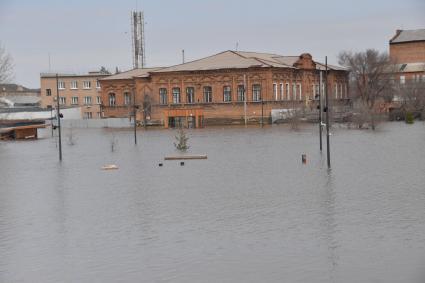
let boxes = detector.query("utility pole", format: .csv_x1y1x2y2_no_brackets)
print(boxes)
319,71,323,151
133,89,137,145
243,74,247,127
56,73,62,161
325,57,331,168
50,106,53,137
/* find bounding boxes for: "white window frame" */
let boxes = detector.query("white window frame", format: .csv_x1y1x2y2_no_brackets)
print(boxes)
84,112,93,119
286,83,290,100
96,96,101,104
59,97,66,105
273,83,278,101
83,81,91,89
124,92,131,105
172,88,180,104
58,81,65,90
204,86,213,103
71,96,78,105
223,86,232,102
280,83,284,100
292,84,296,100
159,88,168,105
96,80,101,89
70,80,78,89
298,84,302,100
109,93,116,106
84,96,92,105
186,87,195,104
252,84,261,101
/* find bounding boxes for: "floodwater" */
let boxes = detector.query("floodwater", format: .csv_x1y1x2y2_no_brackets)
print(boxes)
1,123,425,283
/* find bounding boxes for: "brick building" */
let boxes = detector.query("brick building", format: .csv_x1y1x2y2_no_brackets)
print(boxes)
389,29,425,84
40,72,109,119
100,51,349,127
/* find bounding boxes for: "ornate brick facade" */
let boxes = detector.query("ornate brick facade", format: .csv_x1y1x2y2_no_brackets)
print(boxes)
100,51,349,127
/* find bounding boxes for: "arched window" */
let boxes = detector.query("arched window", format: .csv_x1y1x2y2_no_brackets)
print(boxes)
223,86,231,102
203,86,212,102
159,88,167,105
172,88,180,104
237,85,245,101
252,84,261,101
109,93,116,106
124,92,131,105
186,87,195,103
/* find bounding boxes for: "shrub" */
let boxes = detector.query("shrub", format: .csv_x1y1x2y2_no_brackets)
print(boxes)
405,112,414,124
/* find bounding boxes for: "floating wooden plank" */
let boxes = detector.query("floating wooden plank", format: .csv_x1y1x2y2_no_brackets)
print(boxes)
164,155,207,160
101,164,119,170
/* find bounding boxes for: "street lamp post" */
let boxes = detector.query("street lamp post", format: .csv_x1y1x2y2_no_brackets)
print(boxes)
325,57,331,168
133,89,137,145
56,73,62,161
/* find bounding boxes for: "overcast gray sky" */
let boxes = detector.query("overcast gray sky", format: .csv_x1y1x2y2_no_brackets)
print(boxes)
0,0,424,88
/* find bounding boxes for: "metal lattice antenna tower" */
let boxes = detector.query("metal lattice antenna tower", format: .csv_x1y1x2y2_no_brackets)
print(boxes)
131,11,146,69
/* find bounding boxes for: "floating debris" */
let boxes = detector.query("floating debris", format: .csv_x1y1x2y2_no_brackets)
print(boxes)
101,164,118,170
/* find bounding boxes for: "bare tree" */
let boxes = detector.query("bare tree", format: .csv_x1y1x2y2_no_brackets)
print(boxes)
338,49,395,130
0,42,14,83
67,127,77,146
395,78,425,119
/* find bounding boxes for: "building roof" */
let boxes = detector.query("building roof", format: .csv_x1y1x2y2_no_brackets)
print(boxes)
40,72,110,78
390,29,425,44
0,83,40,93
152,50,345,73
396,62,425,73
100,67,165,80
152,51,294,73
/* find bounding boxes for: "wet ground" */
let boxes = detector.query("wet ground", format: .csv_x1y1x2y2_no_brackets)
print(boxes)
0,122,424,282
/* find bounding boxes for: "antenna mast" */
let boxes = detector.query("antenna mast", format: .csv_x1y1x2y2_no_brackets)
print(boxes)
131,11,146,69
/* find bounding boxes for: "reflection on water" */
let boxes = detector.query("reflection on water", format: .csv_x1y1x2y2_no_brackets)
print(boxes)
0,123,425,282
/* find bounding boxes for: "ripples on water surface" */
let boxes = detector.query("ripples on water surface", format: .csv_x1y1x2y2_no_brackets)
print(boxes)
0,123,425,282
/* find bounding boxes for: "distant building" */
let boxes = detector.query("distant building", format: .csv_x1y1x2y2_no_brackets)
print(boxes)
0,83,40,97
389,29,425,84
100,50,349,128
40,72,109,119
0,83,41,110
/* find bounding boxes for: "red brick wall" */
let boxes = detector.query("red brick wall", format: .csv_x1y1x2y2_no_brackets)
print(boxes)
100,66,349,126
390,41,425,63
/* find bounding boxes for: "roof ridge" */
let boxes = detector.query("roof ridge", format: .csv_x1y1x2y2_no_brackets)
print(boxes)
157,50,235,71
